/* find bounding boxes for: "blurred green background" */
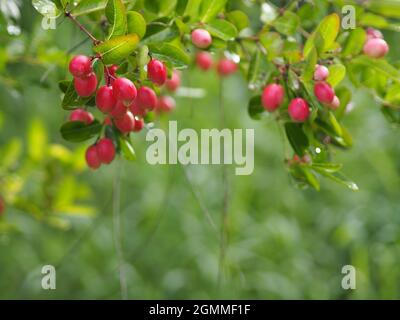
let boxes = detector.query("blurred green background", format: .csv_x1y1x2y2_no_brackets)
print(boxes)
0,0,400,299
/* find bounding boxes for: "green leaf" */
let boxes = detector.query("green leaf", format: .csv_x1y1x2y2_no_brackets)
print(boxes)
183,0,202,20
368,0,400,18
205,19,238,41
304,13,340,57
342,28,366,57
327,64,346,88
226,10,249,31
60,120,102,143
301,167,320,191
302,48,318,82
142,24,180,44
352,56,400,83
247,49,261,85
284,123,309,156
127,11,146,39
273,11,299,36
58,80,70,93
105,0,127,39
199,0,228,23
310,162,343,173
93,34,139,64
32,0,60,17
71,0,108,16
148,43,190,68
312,168,359,191
119,136,136,161
28,118,48,162
259,32,283,61
248,95,264,120
62,81,92,110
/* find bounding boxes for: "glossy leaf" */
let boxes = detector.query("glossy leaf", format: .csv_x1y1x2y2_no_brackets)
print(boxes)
200,0,228,23
205,19,238,41
284,123,309,156
127,11,146,39
105,0,127,39
60,120,102,143
93,34,139,64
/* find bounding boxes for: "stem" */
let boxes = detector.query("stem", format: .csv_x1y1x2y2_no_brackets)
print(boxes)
113,158,128,300
65,11,100,45
217,79,230,291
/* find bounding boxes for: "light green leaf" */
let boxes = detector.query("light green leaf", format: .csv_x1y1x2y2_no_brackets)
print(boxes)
205,19,238,41
105,0,127,39
352,56,400,83
149,43,190,68
342,28,366,57
226,10,249,31
93,34,139,64
119,136,136,161
127,11,146,39
200,0,228,23
327,64,346,88
273,11,299,36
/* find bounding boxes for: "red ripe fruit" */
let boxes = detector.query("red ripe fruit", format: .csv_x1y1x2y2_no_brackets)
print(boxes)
133,117,144,132
109,100,128,118
288,98,310,122
69,55,92,78
104,116,113,126
191,29,212,49
261,84,285,112
113,77,137,105
74,73,98,97
136,86,158,110
96,86,117,113
363,38,389,58
114,111,135,133
129,100,147,116
85,145,101,169
96,138,116,164
314,65,329,81
196,51,213,71
314,82,335,104
69,108,94,125
165,70,181,92
156,96,176,113
216,58,237,77
147,59,167,86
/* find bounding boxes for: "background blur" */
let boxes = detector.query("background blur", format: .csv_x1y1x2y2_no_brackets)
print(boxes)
0,0,400,299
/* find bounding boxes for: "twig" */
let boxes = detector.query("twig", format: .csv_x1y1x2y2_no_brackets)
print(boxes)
65,11,100,45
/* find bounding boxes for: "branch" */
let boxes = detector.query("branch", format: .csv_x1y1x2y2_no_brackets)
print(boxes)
65,11,101,45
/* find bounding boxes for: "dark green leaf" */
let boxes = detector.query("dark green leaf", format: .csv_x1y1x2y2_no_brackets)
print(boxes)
248,95,265,120
284,123,309,156
60,120,102,143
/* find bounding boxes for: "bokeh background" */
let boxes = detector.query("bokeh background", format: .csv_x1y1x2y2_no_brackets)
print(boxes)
0,0,399,299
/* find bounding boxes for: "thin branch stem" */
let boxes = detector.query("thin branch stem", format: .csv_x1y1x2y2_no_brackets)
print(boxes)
113,158,128,300
65,11,100,45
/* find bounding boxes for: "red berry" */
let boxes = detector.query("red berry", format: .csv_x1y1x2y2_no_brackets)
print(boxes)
217,58,237,77
114,111,135,133
69,55,92,78
196,51,213,71
133,117,144,132
85,145,101,169
109,100,128,118
129,99,147,116
314,65,329,81
96,86,117,113
366,28,383,40
74,72,98,97
261,84,285,112
288,98,310,122
165,70,181,92
136,86,158,110
69,108,94,124
156,96,176,113
363,38,389,58
314,82,335,104
0,196,5,216
96,138,116,164
191,29,212,49
113,77,137,105
147,59,167,86
328,96,340,110
104,116,113,126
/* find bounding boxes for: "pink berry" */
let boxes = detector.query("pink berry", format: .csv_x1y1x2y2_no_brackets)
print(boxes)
147,59,167,86
96,86,117,113
113,77,137,105
136,86,157,110
261,84,285,112
314,82,335,104
74,73,98,97
217,58,237,77
191,29,212,49
165,70,181,92
156,96,176,113
314,65,329,81
109,100,127,118
196,51,213,71
366,28,383,40
288,98,310,122
133,117,144,132
114,111,135,133
69,55,92,78
96,138,116,164
328,96,340,110
85,145,101,169
69,108,94,125
363,38,389,58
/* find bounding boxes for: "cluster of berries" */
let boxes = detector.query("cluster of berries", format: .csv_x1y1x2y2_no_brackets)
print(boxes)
191,28,238,76
68,54,181,169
